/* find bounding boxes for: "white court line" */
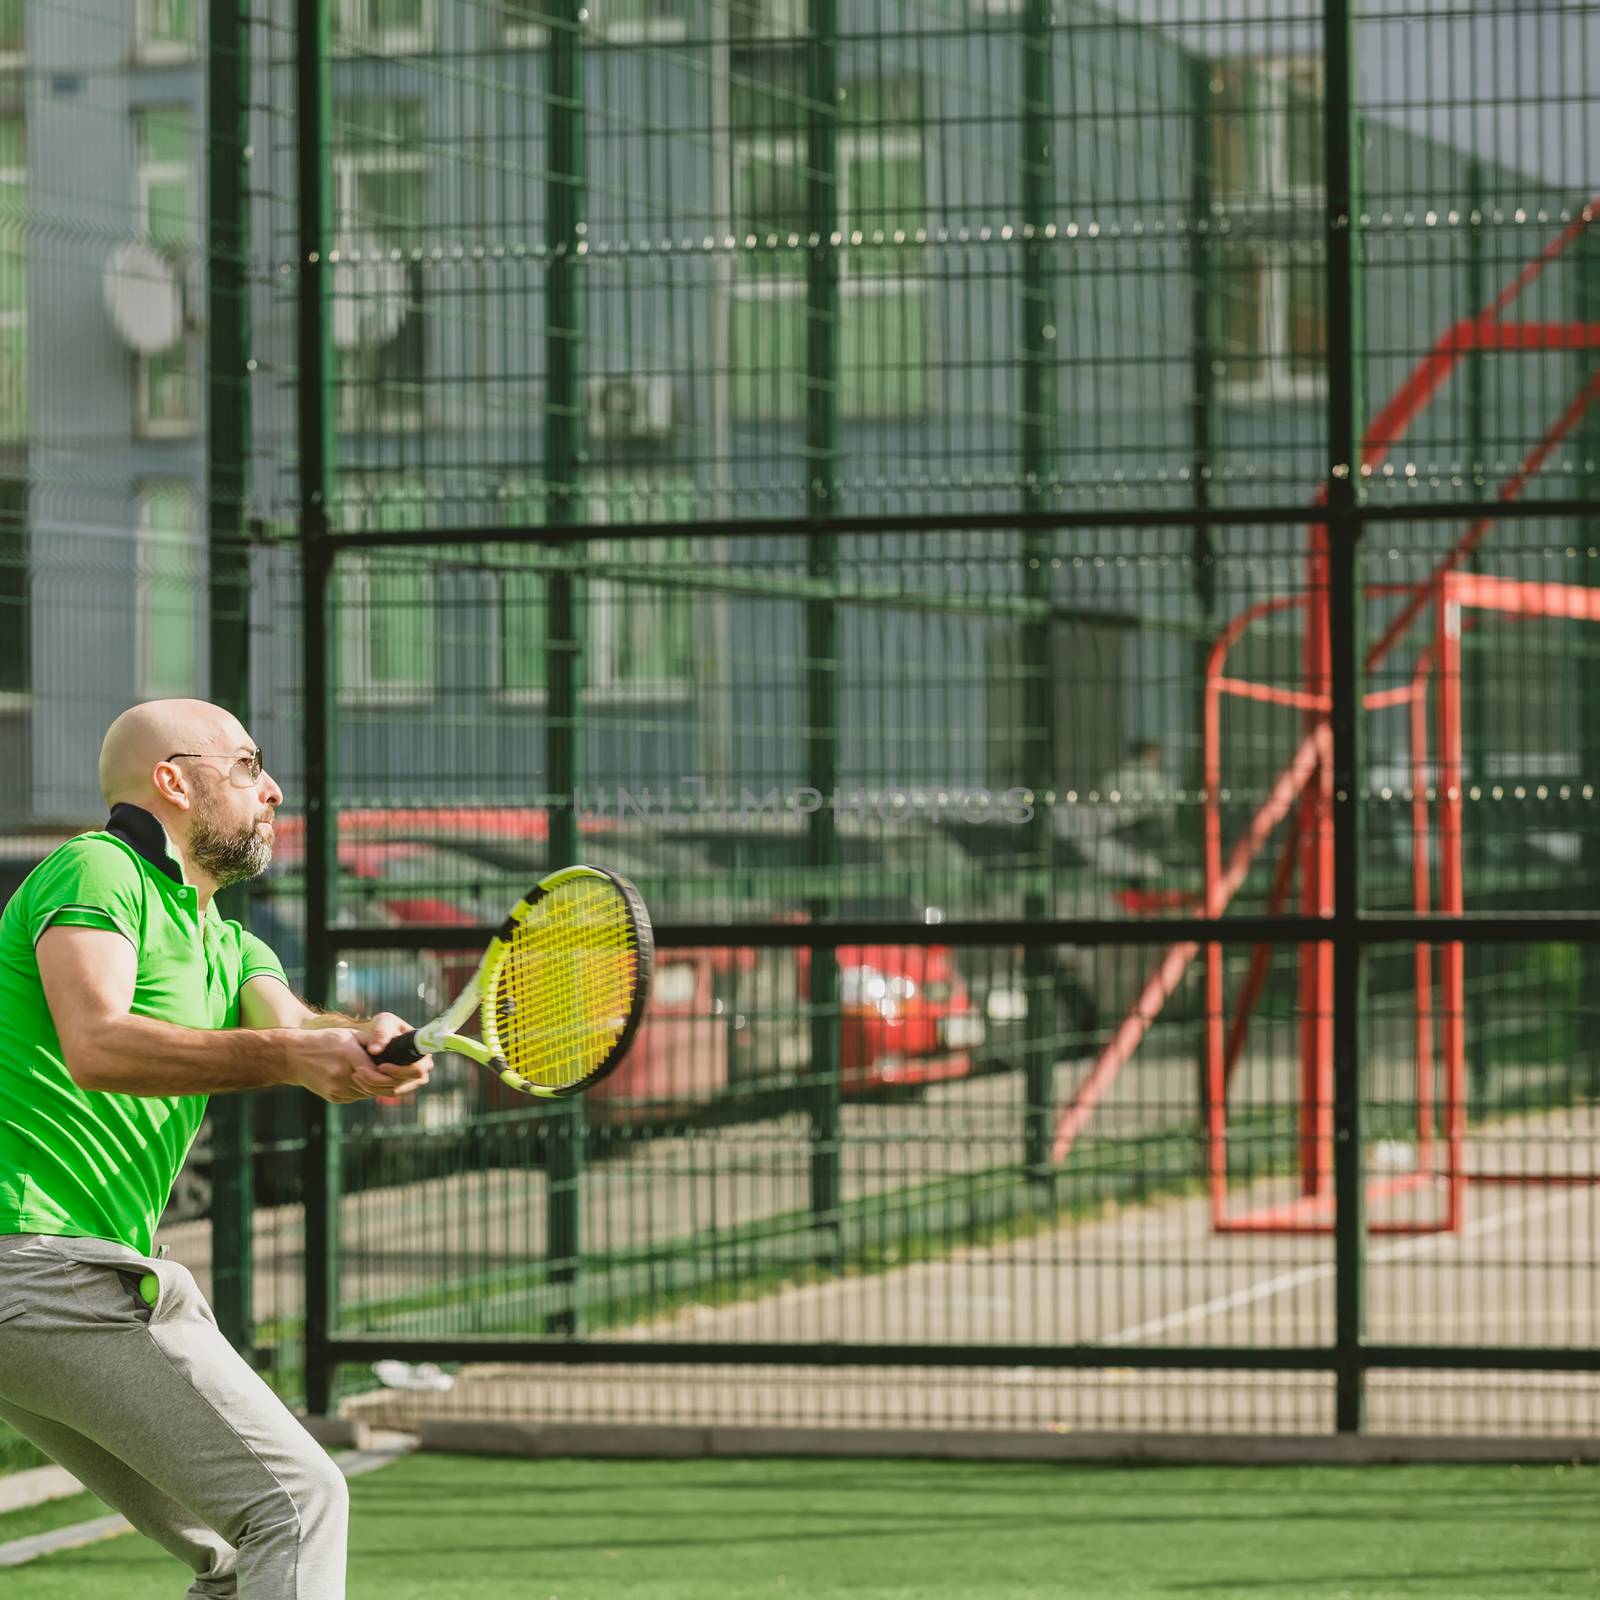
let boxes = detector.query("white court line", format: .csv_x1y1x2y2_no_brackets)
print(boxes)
0,1512,130,1569
0,1464,81,1515
1104,1187,1587,1346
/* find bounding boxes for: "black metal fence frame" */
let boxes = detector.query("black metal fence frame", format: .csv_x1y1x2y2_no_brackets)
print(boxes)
234,0,1600,1426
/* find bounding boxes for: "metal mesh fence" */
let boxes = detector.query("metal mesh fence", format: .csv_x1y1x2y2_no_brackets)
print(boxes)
0,0,1597,1452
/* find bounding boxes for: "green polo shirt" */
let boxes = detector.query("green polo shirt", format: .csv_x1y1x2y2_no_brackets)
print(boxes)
0,817,287,1253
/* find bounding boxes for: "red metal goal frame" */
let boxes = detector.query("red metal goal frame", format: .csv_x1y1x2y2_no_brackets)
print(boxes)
1050,200,1600,1234
1206,571,1600,1236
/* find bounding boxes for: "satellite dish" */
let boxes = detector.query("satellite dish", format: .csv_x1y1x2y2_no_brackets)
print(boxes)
331,237,408,351
103,240,184,354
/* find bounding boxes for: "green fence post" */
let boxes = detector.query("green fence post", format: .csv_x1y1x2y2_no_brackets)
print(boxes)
1019,0,1057,1194
1188,58,1218,627
206,0,255,1360
1464,159,1490,1110
1579,185,1600,1098
1188,57,1220,1145
805,0,843,1270
295,0,338,1418
544,0,588,1335
1325,0,1367,1436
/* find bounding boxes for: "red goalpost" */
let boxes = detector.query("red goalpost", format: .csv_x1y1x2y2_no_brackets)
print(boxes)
1052,200,1600,1235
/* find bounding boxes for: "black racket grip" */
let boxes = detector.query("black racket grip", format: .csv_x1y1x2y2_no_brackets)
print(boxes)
373,1030,428,1066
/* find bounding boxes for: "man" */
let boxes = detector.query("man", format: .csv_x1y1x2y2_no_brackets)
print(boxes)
0,699,433,1598
1098,737,1178,852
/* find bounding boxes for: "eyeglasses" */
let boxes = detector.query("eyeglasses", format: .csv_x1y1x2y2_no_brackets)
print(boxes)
165,749,265,786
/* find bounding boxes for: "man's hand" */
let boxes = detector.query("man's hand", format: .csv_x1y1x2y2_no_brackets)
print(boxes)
351,1012,434,1099
288,1028,408,1104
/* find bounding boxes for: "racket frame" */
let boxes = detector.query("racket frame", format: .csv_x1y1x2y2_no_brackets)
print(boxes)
403,864,653,1098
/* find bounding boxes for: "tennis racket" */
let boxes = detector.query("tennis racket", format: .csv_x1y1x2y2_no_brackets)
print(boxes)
373,864,653,1097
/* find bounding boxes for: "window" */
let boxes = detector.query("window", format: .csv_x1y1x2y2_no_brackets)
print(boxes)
135,106,197,436
592,0,688,41
729,0,802,38
499,0,547,45
1210,58,1326,403
0,478,26,699
334,0,431,55
1212,59,1323,197
336,478,435,705
502,0,687,44
496,481,548,699
732,75,928,421
494,474,696,701
1219,251,1326,395
137,0,197,62
589,476,695,696
0,1,21,65
0,118,24,441
333,100,427,433
138,485,202,698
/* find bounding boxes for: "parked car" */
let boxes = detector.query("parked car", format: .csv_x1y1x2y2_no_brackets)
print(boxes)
668,807,1199,1078
932,806,1207,1066
657,812,986,1096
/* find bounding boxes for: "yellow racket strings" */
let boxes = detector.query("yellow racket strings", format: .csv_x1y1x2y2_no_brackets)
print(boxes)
490,877,639,1090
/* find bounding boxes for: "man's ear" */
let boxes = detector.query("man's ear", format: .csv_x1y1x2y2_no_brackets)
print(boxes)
151,760,192,810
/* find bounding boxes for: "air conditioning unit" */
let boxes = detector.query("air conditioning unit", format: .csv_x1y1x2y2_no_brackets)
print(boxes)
103,241,186,355
586,374,673,441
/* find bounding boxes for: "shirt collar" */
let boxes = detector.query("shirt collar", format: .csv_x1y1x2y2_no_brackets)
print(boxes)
105,803,186,886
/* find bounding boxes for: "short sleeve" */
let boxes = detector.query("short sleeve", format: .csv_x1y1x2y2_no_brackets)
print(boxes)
237,927,289,989
28,839,145,950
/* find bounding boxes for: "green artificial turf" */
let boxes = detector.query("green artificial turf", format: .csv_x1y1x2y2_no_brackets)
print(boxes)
0,1491,113,1548
0,1427,53,1477
3,1455,1598,1599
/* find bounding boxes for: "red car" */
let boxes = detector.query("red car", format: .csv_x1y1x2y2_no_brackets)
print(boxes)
792,941,980,1094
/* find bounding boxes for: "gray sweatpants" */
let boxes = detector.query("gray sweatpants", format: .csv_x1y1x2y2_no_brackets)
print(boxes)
0,1233,348,1598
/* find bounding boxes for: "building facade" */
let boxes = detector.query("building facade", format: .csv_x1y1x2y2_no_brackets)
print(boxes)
0,0,1591,831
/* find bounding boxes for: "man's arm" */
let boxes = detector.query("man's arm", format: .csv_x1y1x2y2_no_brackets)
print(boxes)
36,926,394,1103
239,972,350,1032
239,973,433,1097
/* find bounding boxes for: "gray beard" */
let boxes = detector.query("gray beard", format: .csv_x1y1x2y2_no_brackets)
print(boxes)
187,806,272,891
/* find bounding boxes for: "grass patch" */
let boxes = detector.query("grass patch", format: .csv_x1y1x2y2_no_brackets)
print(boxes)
0,1429,53,1478
0,1490,112,1549
9,1456,1600,1599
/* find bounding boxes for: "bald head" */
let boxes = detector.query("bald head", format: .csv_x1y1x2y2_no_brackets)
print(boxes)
98,699,251,808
